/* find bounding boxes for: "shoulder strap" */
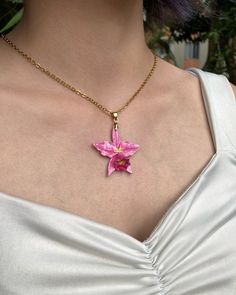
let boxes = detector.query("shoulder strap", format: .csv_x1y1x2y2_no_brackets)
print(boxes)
187,67,236,153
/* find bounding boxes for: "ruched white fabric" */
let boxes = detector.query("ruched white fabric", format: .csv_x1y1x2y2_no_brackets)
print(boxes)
0,67,236,295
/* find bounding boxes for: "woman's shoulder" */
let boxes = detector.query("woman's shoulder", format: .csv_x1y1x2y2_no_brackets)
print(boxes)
157,57,236,102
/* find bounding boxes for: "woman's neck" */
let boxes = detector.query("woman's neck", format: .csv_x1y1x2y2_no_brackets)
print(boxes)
6,0,154,105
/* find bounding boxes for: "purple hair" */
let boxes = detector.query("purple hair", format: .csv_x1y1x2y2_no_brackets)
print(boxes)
143,0,199,28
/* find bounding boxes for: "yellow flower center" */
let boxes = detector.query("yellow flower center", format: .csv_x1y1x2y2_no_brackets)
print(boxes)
116,146,123,153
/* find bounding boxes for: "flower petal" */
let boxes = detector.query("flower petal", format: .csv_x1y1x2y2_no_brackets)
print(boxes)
112,128,121,147
108,158,116,176
119,141,140,157
126,164,132,174
93,141,116,158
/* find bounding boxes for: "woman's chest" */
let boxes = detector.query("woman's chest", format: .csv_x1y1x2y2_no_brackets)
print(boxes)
0,89,215,242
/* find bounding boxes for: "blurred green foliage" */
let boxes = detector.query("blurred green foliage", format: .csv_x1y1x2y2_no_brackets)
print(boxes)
0,0,23,34
148,0,236,83
203,0,236,83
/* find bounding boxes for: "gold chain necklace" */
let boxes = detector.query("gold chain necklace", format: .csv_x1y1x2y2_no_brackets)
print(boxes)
0,33,158,176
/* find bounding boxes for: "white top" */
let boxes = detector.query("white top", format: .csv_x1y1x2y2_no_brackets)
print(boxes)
0,67,236,294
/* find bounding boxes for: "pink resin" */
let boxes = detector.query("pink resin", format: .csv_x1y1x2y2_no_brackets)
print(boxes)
93,128,139,176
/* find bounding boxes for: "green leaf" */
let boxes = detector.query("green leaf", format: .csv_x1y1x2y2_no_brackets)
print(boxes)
0,7,23,33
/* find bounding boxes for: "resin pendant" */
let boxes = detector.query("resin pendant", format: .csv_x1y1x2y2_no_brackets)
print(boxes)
93,113,139,176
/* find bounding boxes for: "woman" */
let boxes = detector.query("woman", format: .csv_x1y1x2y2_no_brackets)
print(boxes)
0,0,236,294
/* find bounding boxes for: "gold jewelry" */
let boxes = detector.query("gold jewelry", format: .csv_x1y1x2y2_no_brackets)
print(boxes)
0,33,158,176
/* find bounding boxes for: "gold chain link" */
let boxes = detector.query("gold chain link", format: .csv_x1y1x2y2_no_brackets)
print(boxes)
0,33,158,118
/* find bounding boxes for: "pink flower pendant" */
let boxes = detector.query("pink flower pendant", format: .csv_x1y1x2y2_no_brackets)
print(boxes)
93,126,140,176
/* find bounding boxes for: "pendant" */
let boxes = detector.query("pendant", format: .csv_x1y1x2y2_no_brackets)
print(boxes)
93,112,140,176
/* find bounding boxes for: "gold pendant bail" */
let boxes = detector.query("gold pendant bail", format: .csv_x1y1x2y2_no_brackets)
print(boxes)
112,112,119,130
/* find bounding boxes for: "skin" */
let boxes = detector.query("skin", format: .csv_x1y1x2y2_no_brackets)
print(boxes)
0,0,236,243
